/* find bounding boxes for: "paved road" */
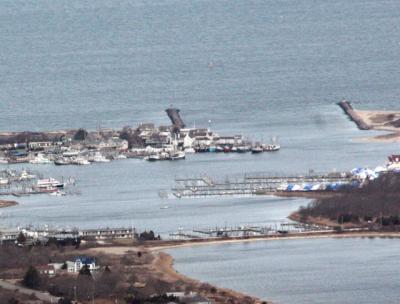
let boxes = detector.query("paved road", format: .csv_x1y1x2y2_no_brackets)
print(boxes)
0,279,61,303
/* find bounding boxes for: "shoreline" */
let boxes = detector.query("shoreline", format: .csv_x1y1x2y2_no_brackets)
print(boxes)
90,231,400,304
337,101,400,142
0,200,17,209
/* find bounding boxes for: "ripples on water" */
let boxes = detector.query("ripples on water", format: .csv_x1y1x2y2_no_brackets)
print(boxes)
168,237,400,304
1,0,400,302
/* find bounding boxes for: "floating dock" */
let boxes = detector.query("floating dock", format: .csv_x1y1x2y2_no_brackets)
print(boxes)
172,172,353,198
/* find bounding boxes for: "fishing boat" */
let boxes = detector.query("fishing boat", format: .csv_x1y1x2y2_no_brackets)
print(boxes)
170,151,185,160
251,146,263,154
216,146,224,153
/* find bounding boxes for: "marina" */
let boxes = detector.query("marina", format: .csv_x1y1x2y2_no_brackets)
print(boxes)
172,172,356,198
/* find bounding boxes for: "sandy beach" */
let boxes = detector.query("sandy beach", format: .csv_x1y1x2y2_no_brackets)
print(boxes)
353,110,400,142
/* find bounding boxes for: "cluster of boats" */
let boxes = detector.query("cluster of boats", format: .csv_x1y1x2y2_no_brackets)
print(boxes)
194,144,280,154
146,150,186,162
54,152,112,166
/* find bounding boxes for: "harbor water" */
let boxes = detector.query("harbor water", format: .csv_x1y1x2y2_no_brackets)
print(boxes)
1,0,400,302
167,237,400,304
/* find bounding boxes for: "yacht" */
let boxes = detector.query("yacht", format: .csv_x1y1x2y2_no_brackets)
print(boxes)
37,178,64,188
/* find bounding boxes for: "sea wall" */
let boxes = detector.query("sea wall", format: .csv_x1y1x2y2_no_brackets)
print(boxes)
337,100,372,130
165,108,185,129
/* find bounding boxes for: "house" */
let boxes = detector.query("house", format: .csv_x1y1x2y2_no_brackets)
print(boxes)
72,256,98,273
37,265,56,277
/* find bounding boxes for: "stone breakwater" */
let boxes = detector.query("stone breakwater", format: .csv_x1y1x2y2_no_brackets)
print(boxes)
338,100,372,130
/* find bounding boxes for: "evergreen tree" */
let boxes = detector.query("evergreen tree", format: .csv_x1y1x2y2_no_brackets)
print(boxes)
22,266,41,289
79,264,92,277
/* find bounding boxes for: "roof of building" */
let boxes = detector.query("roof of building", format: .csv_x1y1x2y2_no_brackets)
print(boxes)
75,256,95,265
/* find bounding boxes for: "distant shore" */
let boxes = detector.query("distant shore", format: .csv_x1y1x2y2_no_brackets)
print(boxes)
0,200,17,209
338,101,400,142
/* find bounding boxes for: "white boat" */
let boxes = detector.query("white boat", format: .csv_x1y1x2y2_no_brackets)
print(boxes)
29,153,51,164
0,178,9,185
74,156,91,165
20,170,36,180
160,205,169,209
37,178,64,188
185,148,196,154
49,190,66,196
170,151,185,160
264,144,280,152
92,153,110,163
0,157,8,164
114,154,127,159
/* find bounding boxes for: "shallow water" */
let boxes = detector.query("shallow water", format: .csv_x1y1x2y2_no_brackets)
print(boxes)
167,237,400,304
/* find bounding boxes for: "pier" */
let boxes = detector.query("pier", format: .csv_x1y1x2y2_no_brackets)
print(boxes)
170,222,332,240
338,100,372,130
172,172,354,198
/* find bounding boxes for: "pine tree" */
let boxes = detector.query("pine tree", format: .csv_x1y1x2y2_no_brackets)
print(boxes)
22,266,41,289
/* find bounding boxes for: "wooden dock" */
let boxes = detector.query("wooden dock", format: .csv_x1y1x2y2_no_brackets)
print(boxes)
172,172,353,198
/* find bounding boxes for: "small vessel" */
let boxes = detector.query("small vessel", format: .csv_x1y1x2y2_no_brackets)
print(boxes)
0,157,8,164
49,190,66,196
92,152,110,163
54,158,71,166
114,154,127,160
20,170,36,180
208,146,217,152
73,156,91,165
216,146,224,153
160,205,169,209
37,178,64,188
170,151,185,160
29,153,51,164
264,144,280,152
237,146,249,153
0,178,9,185
251,146,263,154
146,152,170,161
185,147,196,154
223,146,231,153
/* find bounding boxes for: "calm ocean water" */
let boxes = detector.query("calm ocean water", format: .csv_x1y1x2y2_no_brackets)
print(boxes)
167,237,400,304
1,0,400,302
